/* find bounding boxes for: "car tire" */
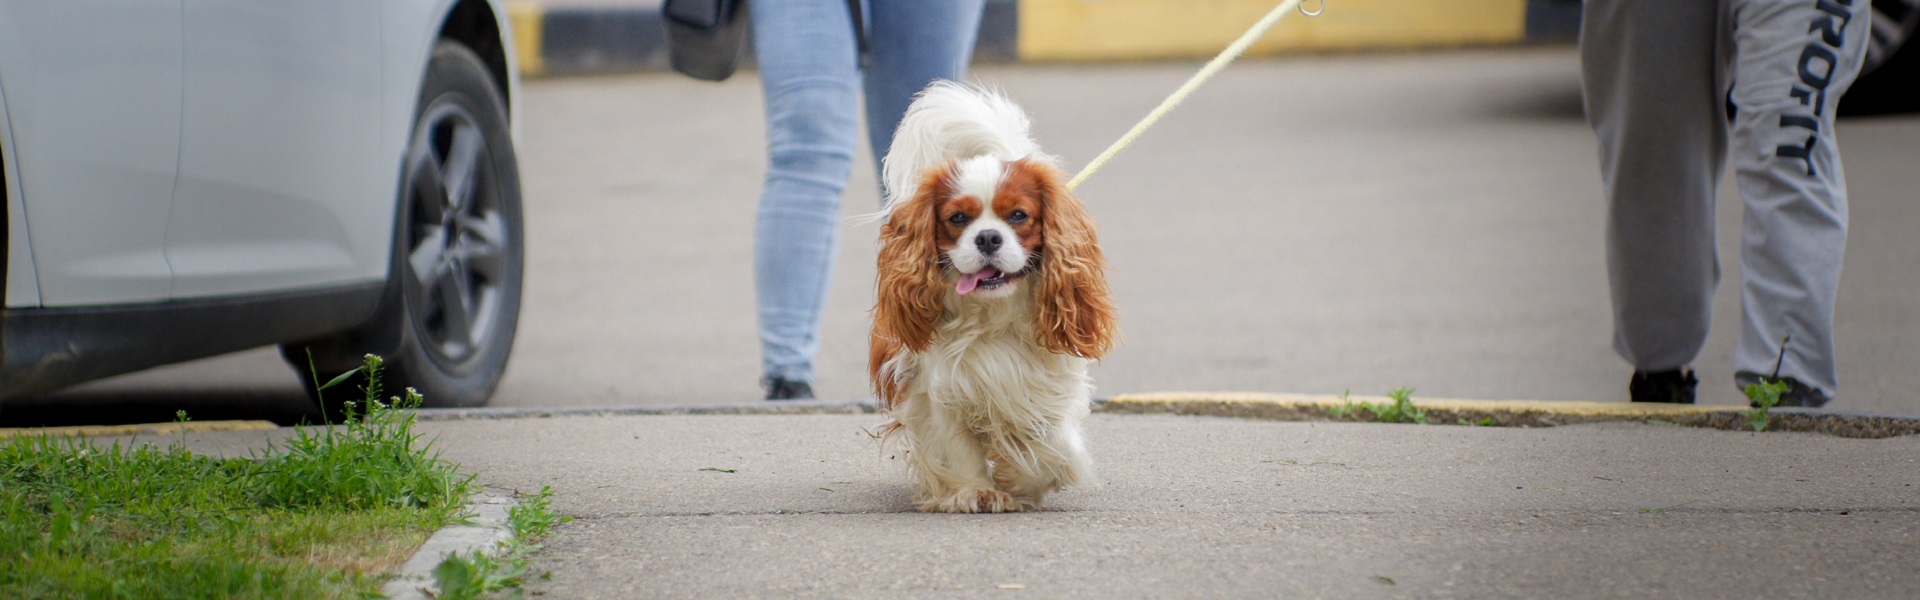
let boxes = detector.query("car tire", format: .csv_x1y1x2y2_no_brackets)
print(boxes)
283,40,523,410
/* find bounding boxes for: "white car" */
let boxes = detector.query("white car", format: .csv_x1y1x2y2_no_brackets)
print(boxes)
0,1,525,408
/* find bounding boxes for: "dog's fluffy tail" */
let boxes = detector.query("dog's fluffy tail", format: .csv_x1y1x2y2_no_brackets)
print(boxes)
881,81,1051,209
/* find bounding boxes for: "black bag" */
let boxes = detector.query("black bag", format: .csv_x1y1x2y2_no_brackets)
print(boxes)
662,0,749,81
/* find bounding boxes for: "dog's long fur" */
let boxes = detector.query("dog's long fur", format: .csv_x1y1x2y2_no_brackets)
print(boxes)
871,82,1116,513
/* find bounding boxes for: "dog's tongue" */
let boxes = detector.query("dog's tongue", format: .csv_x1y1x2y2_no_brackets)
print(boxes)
956,267,1001,296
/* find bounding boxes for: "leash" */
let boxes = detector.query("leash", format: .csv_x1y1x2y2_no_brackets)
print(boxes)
1066,0,1322,191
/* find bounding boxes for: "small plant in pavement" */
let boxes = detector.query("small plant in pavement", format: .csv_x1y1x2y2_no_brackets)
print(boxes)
1327,387,1428,424
432,486,571,600
1744,379,1787,432
1743,335,1793,432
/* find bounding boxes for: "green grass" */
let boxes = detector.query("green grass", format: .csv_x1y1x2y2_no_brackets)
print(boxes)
0,354,483,599
1327,387,1428,424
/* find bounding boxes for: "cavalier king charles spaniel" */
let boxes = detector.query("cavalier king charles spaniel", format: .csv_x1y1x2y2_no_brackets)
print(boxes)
869,81,1117,513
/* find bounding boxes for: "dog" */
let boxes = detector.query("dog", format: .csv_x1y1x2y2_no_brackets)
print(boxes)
869,81,1117,513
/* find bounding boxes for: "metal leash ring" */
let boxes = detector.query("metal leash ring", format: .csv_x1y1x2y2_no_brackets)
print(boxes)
1300,0,1324,17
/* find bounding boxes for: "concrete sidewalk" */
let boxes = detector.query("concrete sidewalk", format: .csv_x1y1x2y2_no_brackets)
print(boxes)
112,409,1920,598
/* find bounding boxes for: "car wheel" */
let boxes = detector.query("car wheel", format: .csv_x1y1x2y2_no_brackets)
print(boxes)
284,40,523,409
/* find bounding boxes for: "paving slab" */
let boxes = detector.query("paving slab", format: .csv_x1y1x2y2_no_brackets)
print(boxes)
69,407,1920,597
409,412,1920,598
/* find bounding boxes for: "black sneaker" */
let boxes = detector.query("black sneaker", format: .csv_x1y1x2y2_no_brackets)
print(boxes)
1629,369,1697,404
1735,372,1831,408
764,376,814,401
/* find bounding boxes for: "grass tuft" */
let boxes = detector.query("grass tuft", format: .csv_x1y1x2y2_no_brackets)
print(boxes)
258,356,473,511
1327,387,1428,424
0,354,479,599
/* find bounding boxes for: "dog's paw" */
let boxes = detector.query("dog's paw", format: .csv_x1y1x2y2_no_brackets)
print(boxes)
924,488,1024,513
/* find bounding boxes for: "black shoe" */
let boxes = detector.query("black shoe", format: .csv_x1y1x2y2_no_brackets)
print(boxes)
1630,369,1697,404
764,376,814,401
1735,372,1831,408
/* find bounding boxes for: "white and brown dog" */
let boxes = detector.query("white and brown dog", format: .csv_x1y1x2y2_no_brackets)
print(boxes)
870,81,1117,513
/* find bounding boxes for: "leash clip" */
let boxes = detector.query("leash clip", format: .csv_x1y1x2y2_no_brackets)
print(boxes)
1300,0,1324,16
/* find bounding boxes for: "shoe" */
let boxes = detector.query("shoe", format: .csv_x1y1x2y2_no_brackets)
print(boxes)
1629,369,1697,404
1735,372,1831,408
764,376,814,401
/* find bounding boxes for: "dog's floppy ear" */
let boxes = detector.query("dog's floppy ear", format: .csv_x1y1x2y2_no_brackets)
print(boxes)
1020,160,1117,359
872,166,952,356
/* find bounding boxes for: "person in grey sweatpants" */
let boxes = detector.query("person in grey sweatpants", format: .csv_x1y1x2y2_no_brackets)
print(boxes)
1580,0,1868,407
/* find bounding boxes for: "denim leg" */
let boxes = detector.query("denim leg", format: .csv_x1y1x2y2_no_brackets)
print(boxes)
863,0,986,199
750,0,862,382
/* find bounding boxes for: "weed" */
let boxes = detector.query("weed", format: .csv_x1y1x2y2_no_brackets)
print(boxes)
508,485,569,541
1744,380,1788,432
700,467,737,473
256,355,474,511
1327,387,1428,424
1326,390,1360,419
432,486,571,600
1742,335,1794,432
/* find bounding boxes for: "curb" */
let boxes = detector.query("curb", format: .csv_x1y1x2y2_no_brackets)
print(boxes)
509,0,1579,77
417,394,1920,439
0,419,278,439
382,490,519,600
1101,392,1920,439
415,398,879,421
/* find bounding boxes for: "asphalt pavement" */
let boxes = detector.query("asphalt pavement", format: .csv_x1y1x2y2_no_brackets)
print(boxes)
29,47,1920,416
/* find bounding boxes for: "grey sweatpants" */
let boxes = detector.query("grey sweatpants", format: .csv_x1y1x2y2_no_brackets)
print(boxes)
1580,0,1868,398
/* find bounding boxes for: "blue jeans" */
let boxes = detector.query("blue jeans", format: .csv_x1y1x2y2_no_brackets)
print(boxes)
750,0,984,383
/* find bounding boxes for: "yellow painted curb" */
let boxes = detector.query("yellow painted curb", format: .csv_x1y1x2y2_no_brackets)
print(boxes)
1111,392,1746,417
1102,392,1920,438
508,1,546,77
0,420,280,440
1020,0,1528,61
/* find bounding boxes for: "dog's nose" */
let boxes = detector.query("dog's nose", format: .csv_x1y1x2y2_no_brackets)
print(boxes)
974,230,1003,255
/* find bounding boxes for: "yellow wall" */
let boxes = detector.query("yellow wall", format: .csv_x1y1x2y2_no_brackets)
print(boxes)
1020,0,1529,61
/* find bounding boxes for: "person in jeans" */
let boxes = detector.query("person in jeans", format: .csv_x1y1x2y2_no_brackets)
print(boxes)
1581,0,1868,407
750,0,985,399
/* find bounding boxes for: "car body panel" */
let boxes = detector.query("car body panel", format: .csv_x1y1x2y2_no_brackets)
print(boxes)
0,0,521,398
166,0,389,299
1,0,519,309
0,1,184,306
0,79,40,307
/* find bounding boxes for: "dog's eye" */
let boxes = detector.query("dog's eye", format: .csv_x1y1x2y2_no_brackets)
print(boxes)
947,212,970,225
1007,210,1029,224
